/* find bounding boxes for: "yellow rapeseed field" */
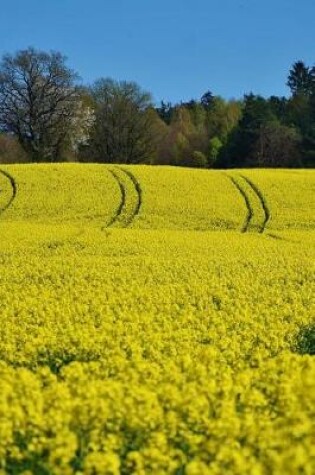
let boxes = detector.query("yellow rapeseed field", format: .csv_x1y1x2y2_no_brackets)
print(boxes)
0,164,314,474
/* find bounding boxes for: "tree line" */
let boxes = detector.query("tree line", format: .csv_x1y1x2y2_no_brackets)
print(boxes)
0,47,314,168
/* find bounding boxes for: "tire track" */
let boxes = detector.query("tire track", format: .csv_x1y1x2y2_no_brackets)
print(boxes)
104,168,127,228
104,166,142,229
227,175,252,233
0,169,17,216
227,173,270,234
120,167,142,227
240,175,271,233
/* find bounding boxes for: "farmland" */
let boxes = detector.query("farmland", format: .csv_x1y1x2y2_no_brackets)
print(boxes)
0,164,314,474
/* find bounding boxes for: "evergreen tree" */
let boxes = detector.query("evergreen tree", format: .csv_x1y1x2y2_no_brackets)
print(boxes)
287,61,312,97
222,94,276,167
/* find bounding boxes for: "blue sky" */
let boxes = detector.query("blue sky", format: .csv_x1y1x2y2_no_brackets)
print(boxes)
1,0,314,104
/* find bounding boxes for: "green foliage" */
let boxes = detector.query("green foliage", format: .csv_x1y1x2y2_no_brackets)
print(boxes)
222,94,279,167
205,97,242,143
82,78,154,164
295,324,315,355
287,61,314,97
0,47,314,168
190,151,208,168
253,123,302,167
208,136,223,166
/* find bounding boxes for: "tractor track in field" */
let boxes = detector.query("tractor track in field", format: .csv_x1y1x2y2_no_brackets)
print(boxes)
228,173,270,234
105,168,127,228
120,167,142,227
0,169,17,217
105,166,142,229
240,175,270,233
228,175,253,233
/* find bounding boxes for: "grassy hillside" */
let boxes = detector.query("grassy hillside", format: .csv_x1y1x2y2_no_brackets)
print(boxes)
0,164,314,474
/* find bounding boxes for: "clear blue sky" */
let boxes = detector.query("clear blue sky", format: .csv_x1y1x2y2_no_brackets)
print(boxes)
1,0,314,104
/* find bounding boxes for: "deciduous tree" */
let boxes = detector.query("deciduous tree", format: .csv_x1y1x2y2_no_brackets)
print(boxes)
82,78,154,164
0,47,90,162
253,123,301,167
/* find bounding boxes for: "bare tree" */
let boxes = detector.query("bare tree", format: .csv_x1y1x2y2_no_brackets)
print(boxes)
0,47,90,162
